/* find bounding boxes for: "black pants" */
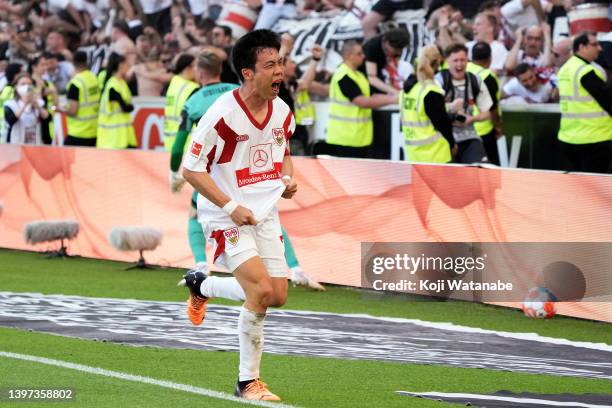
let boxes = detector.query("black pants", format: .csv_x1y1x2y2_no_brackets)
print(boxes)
455,138,488,164
560,140,612,174
481,129,500,166
330,144,370,159
64,135,97,147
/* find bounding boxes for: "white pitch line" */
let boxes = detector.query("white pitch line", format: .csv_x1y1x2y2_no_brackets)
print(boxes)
396,391,612,408
0,351,297,408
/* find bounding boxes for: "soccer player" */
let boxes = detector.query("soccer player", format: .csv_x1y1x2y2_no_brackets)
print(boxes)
179,30,298,401
170,49,324,291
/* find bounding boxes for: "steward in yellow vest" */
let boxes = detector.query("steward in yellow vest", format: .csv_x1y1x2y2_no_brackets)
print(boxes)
163,54,198,151
400,45,455,163
63,51,100,146
294,89,315,126
468,41,502,165
326,41,396,158
557,32,612,173
97,52,137,149
0,85,14,143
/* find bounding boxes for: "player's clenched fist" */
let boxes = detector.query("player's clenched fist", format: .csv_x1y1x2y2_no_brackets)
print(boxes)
231,205,258,226
281,175,297,199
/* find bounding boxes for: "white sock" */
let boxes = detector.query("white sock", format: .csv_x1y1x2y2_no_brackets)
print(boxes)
238,307,265,382
199,276,245,301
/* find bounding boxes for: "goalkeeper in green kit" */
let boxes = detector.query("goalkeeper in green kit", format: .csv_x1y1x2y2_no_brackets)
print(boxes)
169,47,324,291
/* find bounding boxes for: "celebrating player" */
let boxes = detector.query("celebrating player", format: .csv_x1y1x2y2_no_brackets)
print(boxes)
179,30,297,401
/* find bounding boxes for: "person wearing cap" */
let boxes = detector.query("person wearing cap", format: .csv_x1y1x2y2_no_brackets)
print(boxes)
163,53,198,151
59,51,100,146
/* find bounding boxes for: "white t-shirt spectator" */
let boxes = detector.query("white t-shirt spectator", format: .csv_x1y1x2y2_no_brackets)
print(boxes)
139,0,172,14
502,77,553,103
501,0,549,35
82,0,110,29
514,49,555,81
467,40,509,73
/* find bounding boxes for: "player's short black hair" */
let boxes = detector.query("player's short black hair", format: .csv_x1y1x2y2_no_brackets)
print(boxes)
231,29,281,82
471,41,491,62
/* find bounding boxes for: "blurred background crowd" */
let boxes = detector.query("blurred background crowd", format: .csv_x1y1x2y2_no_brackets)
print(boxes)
0,0,610,170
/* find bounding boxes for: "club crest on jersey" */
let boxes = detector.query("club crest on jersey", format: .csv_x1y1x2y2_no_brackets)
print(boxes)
272,128,285,146
190,141,203,158
224,227,240,247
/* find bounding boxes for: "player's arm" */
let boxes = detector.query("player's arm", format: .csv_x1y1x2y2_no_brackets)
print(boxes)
281,114,297,199
183,168,257,226
281,153,297,199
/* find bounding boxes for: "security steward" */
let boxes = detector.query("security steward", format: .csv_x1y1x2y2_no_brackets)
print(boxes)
327,41,396,158
400,45,456,163
61,51,100,146
558,31,612,173
97,52,137,149
163,54,198,151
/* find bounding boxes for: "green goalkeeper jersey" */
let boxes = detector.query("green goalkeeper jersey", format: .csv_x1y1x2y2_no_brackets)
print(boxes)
170,82,238,172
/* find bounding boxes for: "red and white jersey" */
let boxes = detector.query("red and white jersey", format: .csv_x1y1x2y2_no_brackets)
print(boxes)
183,88,294,229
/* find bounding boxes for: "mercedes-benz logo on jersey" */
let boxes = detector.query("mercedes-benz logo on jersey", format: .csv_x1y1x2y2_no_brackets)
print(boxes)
253,149,269,168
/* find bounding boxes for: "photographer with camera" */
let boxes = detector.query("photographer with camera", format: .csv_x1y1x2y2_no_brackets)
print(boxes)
435,43,492,164
1,72,49,145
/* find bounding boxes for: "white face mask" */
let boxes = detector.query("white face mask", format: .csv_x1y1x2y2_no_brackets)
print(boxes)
16,84,33,98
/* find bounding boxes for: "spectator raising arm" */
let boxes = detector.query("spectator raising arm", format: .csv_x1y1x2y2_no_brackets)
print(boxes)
505,27,524,73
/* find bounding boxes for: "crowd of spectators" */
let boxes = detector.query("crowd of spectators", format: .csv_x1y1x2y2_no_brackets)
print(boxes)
0,0,610,170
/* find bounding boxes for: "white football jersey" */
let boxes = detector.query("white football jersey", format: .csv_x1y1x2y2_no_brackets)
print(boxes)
183,88,295,231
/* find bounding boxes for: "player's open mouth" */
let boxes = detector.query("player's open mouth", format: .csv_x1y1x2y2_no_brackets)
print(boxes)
271,81,281,93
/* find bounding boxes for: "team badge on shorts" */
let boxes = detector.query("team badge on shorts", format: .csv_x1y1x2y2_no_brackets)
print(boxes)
272,128,285,146
224,227,240,247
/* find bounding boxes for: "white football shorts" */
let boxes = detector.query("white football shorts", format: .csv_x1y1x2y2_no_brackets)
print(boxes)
208,207,287,278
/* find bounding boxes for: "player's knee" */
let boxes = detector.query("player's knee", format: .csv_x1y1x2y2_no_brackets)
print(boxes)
269,292,287,308
252,284,275,308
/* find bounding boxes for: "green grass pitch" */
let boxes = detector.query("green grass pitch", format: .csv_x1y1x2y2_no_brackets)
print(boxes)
0,249,610,407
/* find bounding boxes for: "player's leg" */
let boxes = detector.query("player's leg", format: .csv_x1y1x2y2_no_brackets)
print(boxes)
232,256,281,401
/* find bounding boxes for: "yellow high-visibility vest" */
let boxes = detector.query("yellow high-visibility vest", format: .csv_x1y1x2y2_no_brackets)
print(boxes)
400,80,451,163
558,55,612,144
467,62,500,136
163,75,199,151
97,76,136,149
66,70,100,138
327,63,373,147
294,89,315,126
